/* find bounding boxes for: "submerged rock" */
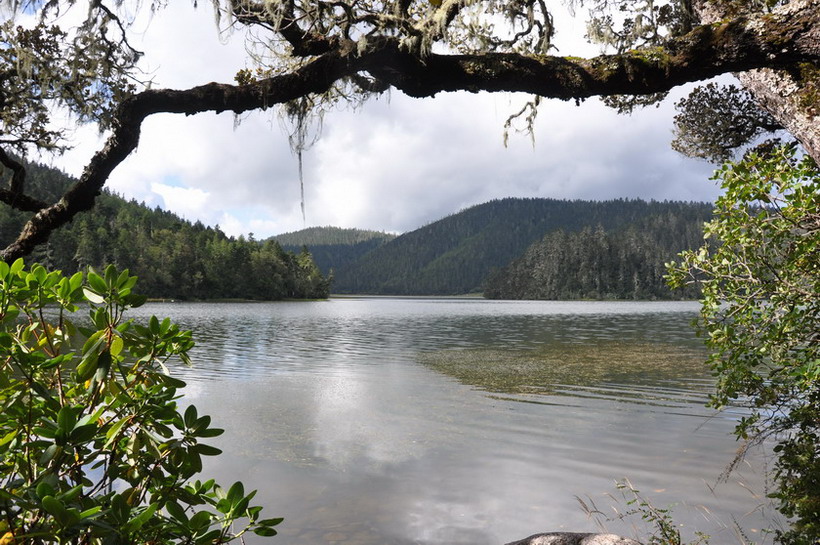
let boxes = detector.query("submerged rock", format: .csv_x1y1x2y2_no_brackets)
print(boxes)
505,533,642,545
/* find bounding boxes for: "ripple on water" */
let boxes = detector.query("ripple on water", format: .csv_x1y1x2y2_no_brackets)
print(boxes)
117,300,773,545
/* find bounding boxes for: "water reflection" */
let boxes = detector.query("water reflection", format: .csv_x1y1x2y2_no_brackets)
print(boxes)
121,299,777,544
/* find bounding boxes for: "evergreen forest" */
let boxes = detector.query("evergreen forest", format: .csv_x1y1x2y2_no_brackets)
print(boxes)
0,161,330,300
4,162,712,301
323,198,713,297
274,227,396,276
484,213,707,300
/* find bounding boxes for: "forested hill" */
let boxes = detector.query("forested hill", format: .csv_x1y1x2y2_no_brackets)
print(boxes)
272,227,396,276
274,226,396,246
484,214,707,300
330,198,713,296
0,161,330,300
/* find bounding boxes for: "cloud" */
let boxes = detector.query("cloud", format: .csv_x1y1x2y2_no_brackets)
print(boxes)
150,182,211,222
47,2,722,239
302,90,719,233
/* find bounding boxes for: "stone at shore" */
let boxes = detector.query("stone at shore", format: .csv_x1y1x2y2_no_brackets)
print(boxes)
505,533,643,545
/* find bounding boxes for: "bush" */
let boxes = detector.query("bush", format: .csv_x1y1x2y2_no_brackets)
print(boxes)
0,262,281,543
668,146,820,544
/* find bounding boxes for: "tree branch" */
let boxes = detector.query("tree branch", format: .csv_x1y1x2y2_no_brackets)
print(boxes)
365,7,819,99
231,0,341,56
0,148,49,212
0,49,361,261
1,2,817,261
0,147,26,194
694,0,820,161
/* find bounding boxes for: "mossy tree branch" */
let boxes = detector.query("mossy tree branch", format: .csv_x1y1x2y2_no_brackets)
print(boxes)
1,1,818,262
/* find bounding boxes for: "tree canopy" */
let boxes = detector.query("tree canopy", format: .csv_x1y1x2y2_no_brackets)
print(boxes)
0,0,818,260
667,145,820,544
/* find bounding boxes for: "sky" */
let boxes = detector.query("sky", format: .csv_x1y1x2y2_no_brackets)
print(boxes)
51,1,723,239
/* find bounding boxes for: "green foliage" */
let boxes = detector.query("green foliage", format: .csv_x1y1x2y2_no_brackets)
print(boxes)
272,226,396,247
585,0,694,53
333,198,714,296
672,83,784,164
485,209,710,300
667,146,820,543
0,262,282,544
0,14,138,153
275,227,396,276
0,160,330,301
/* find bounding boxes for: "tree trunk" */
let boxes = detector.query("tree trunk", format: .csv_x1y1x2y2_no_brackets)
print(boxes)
695,0,820,162
737,69,819,161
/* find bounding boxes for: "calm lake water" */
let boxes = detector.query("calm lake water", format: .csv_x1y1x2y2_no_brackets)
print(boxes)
127,298,780,545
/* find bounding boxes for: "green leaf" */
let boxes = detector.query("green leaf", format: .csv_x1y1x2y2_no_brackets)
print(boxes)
104,418,130,448
149,315,160,335
121,275,138,292
158,374,187,389
70,423,98,443
79,506,102,519
82,287,105,304
188,510,212,531
108,335,124,357
192,444,222,456
160,317,171,335
87,271,108,294
198,529,223,542
0,430,17,447
190,415,211,434
93,350,112,383
69,271,84,292
59,484,84,503
32,265,47,284
196,427,224,438
125,293,148,307
184,405,198,428
41,495,64,515
216,498,231,514
116,269,131,289
42,353,72,370
36,481,55,499
82,329,106,356
166,501,188,523
76,352,100,381
41,495,76,526
0,306,19,324
125,503,158,531
10,258,24,276
57,406,78,434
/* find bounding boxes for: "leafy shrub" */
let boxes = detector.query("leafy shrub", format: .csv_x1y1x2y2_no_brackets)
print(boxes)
668,146,820,544
0,262,281,543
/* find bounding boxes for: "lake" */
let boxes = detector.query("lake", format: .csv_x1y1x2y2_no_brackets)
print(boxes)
126,298,780,545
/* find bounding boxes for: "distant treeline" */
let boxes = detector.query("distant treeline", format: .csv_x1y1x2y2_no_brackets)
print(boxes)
315,198,713,297
274,227,396,277
0,161,330,300
275,226,396,247
484,212,707,300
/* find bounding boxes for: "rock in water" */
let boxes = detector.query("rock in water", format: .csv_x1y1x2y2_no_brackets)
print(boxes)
505,533,642,545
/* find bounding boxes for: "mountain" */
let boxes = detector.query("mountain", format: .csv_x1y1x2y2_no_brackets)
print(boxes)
273,226,396,246
329,198,713,296
484,213,708,300
0,160,330,300
272,227,396,276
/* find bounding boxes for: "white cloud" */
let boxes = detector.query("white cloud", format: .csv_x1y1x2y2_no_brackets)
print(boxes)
44,1,722,240
216,212,246,238
150,183,211,222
